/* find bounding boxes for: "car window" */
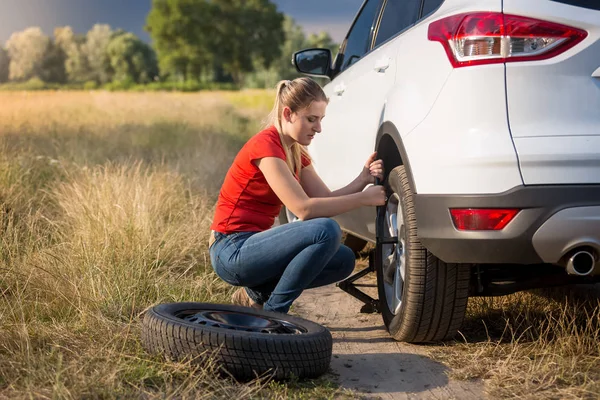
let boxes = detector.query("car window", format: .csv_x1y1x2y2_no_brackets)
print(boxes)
421,0,444,17
339,0,382,72
374,0,421,48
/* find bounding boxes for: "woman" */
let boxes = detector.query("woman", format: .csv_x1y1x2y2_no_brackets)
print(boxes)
209,77,386,314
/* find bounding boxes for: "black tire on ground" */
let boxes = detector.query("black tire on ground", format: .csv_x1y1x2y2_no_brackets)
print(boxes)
376,166,471,343
278,206,367,255
141,302,333,381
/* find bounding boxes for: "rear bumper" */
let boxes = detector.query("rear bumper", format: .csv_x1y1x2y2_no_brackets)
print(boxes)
415,185,600,264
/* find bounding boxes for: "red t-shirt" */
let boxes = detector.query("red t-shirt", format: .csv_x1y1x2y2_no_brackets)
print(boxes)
210,125,311,233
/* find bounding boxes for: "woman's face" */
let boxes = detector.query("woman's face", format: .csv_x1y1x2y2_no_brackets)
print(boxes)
282,100,327,146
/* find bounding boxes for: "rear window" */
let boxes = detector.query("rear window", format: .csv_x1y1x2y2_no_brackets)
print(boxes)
550,0,600,11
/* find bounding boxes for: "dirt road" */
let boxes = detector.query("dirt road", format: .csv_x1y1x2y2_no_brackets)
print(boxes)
292,283,485,399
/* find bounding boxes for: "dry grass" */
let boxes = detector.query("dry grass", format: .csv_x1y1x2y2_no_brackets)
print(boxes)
0,90,346,399
5,90,598,400
0,91,270,195
429,287,600,399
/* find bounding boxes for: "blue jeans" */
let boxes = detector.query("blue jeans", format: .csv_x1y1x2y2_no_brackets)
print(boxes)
209,218,356,314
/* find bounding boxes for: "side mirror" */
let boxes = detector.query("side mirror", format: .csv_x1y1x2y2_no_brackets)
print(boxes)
292,48,332,78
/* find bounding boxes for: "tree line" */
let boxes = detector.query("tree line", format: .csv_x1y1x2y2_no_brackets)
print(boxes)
0,0,338,90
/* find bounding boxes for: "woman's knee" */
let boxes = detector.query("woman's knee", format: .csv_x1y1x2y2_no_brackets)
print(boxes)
311,218,342,244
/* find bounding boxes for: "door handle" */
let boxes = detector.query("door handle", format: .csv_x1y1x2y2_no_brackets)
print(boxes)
374,57,390,73
593,67,600,78
334,83,346,95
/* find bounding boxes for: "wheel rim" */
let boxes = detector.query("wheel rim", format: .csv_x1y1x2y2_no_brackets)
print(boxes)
382,193,406,315
175,309,308,334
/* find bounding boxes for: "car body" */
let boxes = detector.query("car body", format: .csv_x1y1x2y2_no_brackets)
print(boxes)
291,0,600,341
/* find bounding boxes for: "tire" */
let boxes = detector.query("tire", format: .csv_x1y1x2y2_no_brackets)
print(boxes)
376,166,471,343
278,207,367,255
141,302,332,381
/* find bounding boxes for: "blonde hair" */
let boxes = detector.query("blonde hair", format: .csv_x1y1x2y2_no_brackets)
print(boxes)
263,77,329,177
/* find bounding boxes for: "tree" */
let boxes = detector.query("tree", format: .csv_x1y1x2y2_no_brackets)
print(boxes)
6,27,52,81
243,16,340,89
146,0,217,82
39,39,67,83
0,47,9,83
146,0,284,84
243,16,306,88
106,32,159,83
82,24,114,84
210,0,284,84
54,26,89,82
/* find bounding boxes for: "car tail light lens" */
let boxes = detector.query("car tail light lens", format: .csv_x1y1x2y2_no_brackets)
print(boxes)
450,208,520,230
428,12,587,67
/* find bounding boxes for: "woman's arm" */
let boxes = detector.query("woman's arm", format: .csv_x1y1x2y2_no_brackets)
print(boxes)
256,157,386,221
300,165,365,198
300,151,385,198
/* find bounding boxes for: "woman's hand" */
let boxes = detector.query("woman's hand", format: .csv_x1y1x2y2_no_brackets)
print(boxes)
361,185,387,206
360,152,385,186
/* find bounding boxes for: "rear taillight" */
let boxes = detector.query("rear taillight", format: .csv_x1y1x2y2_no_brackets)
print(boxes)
428,12,587,67
450,208,520,231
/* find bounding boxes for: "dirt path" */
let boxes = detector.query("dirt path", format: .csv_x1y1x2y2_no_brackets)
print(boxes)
292,282,485,399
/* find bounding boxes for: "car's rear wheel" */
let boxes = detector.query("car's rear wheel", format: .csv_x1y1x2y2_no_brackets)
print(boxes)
376,165,471,342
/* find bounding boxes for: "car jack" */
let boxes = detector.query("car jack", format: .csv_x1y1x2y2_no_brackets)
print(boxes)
337,190,398,314
337,251,380,313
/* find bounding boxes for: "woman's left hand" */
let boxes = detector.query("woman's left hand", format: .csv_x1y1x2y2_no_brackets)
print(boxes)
361,152,385,185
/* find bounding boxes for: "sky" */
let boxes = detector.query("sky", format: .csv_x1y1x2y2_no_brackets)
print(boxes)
0,0,364,46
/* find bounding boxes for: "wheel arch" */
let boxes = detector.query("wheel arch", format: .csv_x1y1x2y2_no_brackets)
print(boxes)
375,121,418,194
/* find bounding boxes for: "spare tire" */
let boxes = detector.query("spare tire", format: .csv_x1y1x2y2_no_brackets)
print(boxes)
141,302,332,381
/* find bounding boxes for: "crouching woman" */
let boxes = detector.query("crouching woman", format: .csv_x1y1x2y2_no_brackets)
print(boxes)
209,77,385,314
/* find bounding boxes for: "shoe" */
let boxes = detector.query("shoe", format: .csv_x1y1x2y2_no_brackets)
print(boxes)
231,287,263,310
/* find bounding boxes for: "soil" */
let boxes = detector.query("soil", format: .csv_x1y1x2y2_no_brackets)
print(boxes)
291,274,486,400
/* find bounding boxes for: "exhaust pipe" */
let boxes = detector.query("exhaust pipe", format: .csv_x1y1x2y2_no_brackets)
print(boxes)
565,250,597,276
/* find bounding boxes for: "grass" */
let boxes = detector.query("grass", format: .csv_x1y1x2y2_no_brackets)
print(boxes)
0,90,347,399
429,287,600,399
0,78,239,92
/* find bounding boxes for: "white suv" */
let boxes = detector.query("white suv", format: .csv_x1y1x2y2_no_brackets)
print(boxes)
291,0,600,343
